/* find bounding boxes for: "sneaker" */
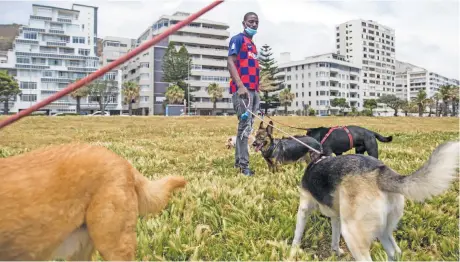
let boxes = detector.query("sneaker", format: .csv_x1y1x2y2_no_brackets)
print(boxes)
240,168,255,176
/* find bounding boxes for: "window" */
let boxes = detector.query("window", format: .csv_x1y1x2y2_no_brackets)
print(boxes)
24,32,37,39
140,85,149,91
20,94,37,102
140,96,149,102
78,49,90,56
43,71,52,77
201,76,230,82
140,62,149,68
16,57,30,64
20,82,37,89
72,37,85,44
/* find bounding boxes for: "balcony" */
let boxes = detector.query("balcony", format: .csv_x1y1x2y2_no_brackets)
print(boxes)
47,29,66,35
192,58,227,67
186,47,227,57
178,26,229,38
57,18,72,23
169,35,227,48
47,42,66,47
30,15,52,21
191,69,229,77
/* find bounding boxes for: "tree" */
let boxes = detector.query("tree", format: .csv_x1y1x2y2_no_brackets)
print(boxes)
206,82,223,116
449,86,459,116
122,81,140,116
330,98,349,115
413,89,428,117
70,79,89,115
162,42,193,105
426,98,434,117
363,99,377,115
0,70,21,115
432,92,442,117
378,94,404,117
438,85,452,116
165,85,184,104
401,100,417,116
258,44,284,114
87,79,117,114
278,88,295,115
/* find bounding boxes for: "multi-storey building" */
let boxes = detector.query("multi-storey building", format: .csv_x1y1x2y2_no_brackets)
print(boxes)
6,3,122,115
395,60,460,101
123,11,231,116
277,52,362,116
101,36,136,66
335,19,396,106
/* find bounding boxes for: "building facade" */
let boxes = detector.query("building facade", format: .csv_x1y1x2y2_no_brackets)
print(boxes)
101,36,136,66
277,52,362,116
335,19,396,105
395,60,460,101
5,3,123,115
122,11,231,116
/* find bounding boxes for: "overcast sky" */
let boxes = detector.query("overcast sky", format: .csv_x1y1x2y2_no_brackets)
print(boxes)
0,0,458,79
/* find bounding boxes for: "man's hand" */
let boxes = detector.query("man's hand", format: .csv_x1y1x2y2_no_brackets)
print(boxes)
237,85,249,98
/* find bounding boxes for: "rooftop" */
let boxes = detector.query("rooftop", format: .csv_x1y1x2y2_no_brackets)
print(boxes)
278,52,361,69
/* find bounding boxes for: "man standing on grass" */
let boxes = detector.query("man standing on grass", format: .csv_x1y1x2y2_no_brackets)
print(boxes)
227,12,260,177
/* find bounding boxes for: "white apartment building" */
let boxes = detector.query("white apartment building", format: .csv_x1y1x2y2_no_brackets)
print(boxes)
101,36,136,66
123,11,230,116
277,52,362,116
6,3,122,115
395,60,460,101
335,19,396,106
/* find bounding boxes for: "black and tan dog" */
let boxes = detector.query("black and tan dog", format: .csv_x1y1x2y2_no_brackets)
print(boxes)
252,121,322,172
305,125,393,159
291,140,460,261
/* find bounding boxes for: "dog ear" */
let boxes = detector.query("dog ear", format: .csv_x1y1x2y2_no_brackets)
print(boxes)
259,121,264,129
267,121,274,136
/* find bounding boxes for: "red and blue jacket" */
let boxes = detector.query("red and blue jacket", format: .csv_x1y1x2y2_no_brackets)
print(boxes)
228,33,260,94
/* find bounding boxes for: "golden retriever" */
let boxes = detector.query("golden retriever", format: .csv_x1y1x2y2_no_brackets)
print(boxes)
0,143,187,261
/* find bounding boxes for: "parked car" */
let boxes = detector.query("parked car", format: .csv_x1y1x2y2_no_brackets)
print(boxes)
89,111,110,116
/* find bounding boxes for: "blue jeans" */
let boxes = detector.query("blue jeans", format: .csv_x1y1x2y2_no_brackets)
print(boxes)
231,90,260,171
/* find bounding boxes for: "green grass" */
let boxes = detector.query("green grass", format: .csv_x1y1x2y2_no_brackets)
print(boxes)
0,116,458,261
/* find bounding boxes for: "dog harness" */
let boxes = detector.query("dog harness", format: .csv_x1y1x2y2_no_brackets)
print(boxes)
320,126,354,149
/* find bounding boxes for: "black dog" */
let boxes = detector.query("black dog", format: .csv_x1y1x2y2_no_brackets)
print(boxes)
252,121,322,173
305,125,393,159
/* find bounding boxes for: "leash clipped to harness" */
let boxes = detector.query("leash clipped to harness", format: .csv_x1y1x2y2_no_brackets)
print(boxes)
240,99,322,155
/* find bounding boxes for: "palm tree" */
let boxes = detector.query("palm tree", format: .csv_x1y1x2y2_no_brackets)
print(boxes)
70,79,89,115
206,82,223,115
278,88,295,115
449,86,459,116
432,92,442,117
426,97,434,117
122,81,140,116
165,85,185,104
413,89,428,117
438,85,452,116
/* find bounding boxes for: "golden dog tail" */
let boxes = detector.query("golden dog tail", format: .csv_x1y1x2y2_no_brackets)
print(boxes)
134,170,187,216
377,141,459,202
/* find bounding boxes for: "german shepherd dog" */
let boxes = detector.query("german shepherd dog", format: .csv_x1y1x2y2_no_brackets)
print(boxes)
305,125,393,158
252,121,322,172
0,143,187,261
291,140,459,261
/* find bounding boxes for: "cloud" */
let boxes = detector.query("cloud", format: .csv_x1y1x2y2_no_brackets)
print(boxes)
0,0,458,79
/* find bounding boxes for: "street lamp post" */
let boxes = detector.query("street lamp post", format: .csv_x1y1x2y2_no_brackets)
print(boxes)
187,60,190,115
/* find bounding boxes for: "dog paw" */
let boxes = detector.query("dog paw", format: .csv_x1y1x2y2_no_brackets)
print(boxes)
332,247,344,256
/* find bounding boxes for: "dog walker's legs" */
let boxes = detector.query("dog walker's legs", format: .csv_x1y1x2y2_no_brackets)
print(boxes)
340,219,373,261
331,217,344,256
292,189,316,246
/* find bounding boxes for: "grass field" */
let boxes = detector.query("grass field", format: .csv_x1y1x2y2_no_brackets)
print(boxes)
0,116,458,261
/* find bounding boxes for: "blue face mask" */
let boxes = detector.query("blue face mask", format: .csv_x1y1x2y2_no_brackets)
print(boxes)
245,27,257,36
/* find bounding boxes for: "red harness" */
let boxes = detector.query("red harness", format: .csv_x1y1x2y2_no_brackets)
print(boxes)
320,126,354,149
